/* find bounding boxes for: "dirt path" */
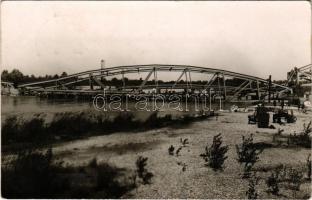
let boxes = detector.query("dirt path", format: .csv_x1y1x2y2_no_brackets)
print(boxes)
52,110,312,199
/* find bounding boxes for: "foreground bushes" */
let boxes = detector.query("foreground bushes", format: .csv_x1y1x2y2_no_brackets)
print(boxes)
264,164,306,196
287,121,311,148
200,133,229,171
246,173,260,199
2,149,136,198
2,111,212,147
2,149,55,198
271,121,312,148
135,156,153,184
236,134,263,178
2,116,46,143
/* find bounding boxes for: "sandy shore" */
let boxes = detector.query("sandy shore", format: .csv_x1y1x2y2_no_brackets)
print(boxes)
52,109,312,199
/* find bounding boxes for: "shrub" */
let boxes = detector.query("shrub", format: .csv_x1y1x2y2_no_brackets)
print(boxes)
95,162,133,198
22,117,46,140
176,146,182,156
288,121,311,148
246,173,260,199
135,156,153,184
180,138,189,147
266,167,281,195
49,112,93,136
143,112,159,128
200,133,229,171
88,157,98,168
236,134,263,178
2,150,136,198
2,116,20,143
272,128,284,143
154,114,173,127
2,148,57,198
287,168,303,191
112,112,137,130
168,145,175,155
2,116,46,144
181,114,194,123
182,163,187,172
2,111,212,149
264,164,304,194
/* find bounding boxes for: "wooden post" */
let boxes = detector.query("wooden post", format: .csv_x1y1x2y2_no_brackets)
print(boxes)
217,73,221,97
154,67,158,93
101,59,105,82
209,88,212,111
222,73,226,101
257,80,260,100
89,73,94,90
185,68,189,93
122,70,125,91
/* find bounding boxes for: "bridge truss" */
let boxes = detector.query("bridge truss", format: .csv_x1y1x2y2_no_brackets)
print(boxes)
287,64,312,87
18,64,292,102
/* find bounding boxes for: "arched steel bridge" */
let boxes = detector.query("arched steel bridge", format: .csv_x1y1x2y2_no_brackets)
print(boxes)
18,64,292,102
287,64,312,86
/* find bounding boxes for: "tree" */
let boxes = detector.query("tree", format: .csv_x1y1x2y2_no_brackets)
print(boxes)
236,134,263,178
1,70,9,81
30,75,36,82
111,77,120,86
8,69,24,87
200,133,229,171
60,72,67,77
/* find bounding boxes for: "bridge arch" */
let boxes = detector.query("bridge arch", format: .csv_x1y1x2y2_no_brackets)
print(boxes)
18,64,292,102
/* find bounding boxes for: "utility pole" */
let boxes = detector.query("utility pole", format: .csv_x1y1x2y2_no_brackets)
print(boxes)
101,59,105,82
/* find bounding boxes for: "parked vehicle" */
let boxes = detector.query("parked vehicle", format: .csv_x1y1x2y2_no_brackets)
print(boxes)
248,111,257,124
273,109,296,123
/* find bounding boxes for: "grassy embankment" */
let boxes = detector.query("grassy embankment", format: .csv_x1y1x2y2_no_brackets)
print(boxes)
2,110,213,152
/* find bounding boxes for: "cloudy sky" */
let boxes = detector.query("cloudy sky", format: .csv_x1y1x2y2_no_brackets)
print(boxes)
1,1,311,80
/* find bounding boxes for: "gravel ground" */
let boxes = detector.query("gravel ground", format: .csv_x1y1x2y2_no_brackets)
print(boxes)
52,109,312,199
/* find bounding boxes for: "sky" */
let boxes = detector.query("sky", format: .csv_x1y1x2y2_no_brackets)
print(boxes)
1,1,311,80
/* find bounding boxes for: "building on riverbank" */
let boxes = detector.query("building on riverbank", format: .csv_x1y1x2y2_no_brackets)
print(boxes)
1,81,19,96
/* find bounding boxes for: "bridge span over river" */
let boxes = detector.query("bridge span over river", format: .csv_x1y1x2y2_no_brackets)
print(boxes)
18,64,292,102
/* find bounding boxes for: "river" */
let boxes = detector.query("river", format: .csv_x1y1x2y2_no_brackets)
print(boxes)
1,95,251,122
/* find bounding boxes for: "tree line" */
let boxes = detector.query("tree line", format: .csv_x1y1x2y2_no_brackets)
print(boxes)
1,69,68,87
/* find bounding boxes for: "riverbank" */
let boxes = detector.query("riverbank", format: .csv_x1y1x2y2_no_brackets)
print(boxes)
2,105,311,198
48,113,311,199
19,110,312,198
1,110,214,153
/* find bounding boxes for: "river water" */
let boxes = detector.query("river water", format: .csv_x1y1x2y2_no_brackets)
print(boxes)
1,95,250,122
1,96,93,117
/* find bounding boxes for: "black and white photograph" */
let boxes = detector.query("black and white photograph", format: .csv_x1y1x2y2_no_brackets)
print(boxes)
1,1,311,199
